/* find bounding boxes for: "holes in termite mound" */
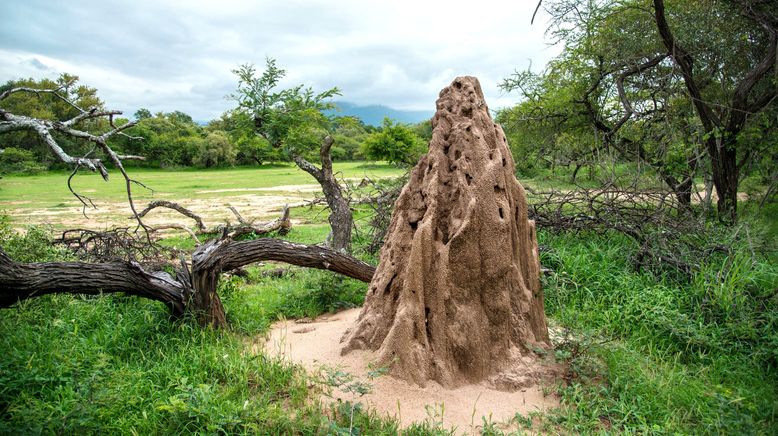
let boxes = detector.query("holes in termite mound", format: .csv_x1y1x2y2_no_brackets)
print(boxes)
461,106,473,117
384,273,397,295
454,81,462,90
465,173,473,186
515,206,520,221
502,157,507,167
409,220,418,232
454,149,461,160
488,152,493,160
465,126,471,133
424,306,432,343
494,185,504,194
498,207,504,219
443,144,450,155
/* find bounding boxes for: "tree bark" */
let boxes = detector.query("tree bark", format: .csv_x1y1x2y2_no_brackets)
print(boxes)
0,249,188,315
0,237,376,327
190,237,375,326
292,135,353,252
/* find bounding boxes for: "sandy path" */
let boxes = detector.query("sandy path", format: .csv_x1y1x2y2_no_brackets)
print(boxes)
260,308,560,434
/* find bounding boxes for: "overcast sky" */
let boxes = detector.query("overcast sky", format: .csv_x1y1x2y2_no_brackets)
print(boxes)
0,0,560,121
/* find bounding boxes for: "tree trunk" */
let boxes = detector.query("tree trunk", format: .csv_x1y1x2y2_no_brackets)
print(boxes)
676,177,693,210
0,238,376,327
0,249,188,315
713,145,739,222
293,136,353,252
189,237,374,326
571,162,582,184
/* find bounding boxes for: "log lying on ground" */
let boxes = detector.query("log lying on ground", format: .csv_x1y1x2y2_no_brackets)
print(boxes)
190,238,377,326
0,236,375,327
0,249,188,315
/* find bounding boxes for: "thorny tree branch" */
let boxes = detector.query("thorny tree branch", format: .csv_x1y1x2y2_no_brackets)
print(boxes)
524,184,731,276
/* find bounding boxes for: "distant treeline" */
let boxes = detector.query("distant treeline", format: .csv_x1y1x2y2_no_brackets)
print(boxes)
0,76,432,173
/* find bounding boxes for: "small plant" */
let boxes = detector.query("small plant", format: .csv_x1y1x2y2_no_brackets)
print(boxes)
320,364,388,435
513,412,534,429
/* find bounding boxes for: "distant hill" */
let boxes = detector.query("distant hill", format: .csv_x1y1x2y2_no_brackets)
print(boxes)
329,101,432,126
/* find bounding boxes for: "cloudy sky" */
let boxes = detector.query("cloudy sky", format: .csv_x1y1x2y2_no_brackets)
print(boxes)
0,0,559,121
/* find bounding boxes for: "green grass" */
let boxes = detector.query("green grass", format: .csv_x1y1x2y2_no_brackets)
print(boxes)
540,229,778,434
1,167,776,433
0,162,403,211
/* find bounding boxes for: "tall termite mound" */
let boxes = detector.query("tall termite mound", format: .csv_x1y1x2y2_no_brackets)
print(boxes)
341,76,550,388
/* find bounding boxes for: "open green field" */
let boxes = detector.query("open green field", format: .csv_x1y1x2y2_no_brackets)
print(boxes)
0,162,404,231
0,162,403,208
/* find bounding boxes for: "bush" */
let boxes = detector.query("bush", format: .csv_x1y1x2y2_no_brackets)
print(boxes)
0,147,45,174
0,215,69,262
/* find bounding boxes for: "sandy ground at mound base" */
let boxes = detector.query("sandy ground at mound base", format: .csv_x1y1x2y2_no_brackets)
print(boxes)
259,308,561,434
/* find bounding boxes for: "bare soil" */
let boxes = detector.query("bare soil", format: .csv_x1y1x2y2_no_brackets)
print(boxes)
259,308,561,434
6,188,315,231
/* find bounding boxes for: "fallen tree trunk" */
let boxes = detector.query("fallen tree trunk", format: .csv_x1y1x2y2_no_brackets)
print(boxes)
190,238,376,327
0,237,376,327
0,249,188,315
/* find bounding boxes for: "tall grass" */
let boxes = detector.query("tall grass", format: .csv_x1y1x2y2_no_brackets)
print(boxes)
541,228,778,433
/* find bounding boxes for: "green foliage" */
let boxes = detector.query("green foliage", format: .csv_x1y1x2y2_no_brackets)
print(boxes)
540,225,778,433
0,215,70,262
231,58,341,161
119,111,205,167
361,118,426,166
0,147,45,175
499,0,777,203
193,131,237,168
331,116,370,160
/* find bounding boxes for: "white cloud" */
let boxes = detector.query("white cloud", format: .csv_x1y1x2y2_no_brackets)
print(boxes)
0,0,560,120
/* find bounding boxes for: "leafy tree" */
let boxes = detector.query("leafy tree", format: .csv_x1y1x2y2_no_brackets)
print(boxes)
232,58,353,251
207,110,283,165
362,117,426,166
120,111,206,167
0,147,45,174
331,116,369,160
194,131,237,168
501,0,776,219
133,108,152,120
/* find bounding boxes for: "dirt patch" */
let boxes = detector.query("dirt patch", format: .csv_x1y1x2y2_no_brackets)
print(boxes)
195,184,324,194
6,193,309,231
261,309,561,433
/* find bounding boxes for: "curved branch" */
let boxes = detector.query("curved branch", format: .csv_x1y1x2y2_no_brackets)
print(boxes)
138,200,208,232
193,237,375,282
0,249,187,315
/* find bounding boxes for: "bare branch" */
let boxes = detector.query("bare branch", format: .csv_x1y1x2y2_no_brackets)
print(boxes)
138,200,208,232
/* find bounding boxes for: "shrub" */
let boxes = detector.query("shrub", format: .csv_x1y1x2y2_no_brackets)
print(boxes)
0,147,45,174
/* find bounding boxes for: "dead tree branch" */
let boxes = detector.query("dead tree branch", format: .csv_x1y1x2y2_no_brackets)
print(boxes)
0,248,188,315
137,200,291,239
0,83,149,232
